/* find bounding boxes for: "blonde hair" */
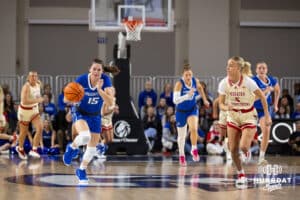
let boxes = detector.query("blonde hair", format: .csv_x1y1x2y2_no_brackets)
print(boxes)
229,56,245,69
241,61,253,77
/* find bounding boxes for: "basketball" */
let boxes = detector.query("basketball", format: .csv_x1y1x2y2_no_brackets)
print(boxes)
64,82,84,102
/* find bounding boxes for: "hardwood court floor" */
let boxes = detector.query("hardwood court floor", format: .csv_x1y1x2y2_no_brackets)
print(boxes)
0,154,299,200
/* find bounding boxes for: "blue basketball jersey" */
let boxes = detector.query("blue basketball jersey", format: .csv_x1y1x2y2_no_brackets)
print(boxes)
75,73,112,114
176,77,198,111
252,75,277,109
175,77,199,127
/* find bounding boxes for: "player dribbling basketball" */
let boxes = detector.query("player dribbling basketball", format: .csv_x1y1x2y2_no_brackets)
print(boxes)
63,59,114,185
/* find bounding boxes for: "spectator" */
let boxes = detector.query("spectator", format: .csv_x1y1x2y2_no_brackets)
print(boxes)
279,89,294,115
199,81,214,102
3,92,18,134
278,96,291,116
39,118,60,155
160,83,174,108
42,93,57,128
43,83,55,103
198,107,210,132
206,120,224,155
291,102,300,120
294,83,300,106
161,115,177,155
161,106,174,128
138,80,157,110
197,82,214,120
156,97,167,120
274,106,290,119
38,103,49,121
142,106,162,153
56,86,69,151
140,97,155,120
288,120,300,155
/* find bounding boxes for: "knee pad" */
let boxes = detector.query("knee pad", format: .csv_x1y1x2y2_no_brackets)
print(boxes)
80,131,91,144
82,147,97,162
74,131,91,146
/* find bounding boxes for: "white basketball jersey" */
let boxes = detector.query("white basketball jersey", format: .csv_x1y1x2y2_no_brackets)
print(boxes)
218,75,258,110
21,82,41,107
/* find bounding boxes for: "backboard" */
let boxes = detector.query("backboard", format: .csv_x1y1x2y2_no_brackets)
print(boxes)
89,0,174,32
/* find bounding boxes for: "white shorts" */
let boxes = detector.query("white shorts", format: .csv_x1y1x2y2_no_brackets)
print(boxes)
227,107,258,131
17,104,39,123
101,115,113,131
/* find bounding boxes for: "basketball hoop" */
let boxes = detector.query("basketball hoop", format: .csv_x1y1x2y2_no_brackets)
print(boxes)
122,18,144,41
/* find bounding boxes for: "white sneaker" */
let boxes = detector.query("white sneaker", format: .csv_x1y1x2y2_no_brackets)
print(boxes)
235,173,248,189
29,150,41,158
258,157,268,165
16,146,28,160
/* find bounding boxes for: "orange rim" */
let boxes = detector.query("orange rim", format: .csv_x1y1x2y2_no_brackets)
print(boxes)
123,19,143,31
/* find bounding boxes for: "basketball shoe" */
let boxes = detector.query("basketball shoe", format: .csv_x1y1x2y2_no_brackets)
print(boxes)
191,149,200,162
258,157,268,165
16,146,28,160
179,155,187,167
76,168,89,185
95,143,108,159
63,144,79,166
29,149,41,158
235,173,248,189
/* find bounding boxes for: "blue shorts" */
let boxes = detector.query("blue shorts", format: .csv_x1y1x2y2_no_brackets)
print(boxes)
175,107,199,127
256,106,272,119
72,111,102,133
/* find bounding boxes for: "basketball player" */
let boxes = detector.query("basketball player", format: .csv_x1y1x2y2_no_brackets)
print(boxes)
95,87,117,159
212,61,253,162
16,71,44,159
252,62,280,165
218,57,271,186
173,64,210,166
63,58,114,185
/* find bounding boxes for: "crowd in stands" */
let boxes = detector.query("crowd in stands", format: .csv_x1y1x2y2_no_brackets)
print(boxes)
0,80,300,156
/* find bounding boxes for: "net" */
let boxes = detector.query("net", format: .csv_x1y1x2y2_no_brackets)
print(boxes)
122,19,144,41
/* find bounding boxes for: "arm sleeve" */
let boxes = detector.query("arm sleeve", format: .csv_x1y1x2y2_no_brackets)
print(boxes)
173,91,190,105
